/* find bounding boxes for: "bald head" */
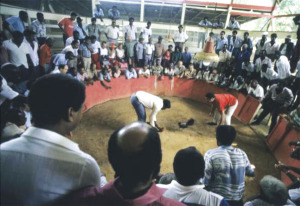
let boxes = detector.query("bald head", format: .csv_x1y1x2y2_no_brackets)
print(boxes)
108,122,162,184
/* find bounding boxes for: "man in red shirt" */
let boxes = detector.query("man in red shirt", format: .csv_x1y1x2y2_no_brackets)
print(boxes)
206,92,238,125
39,37,52,73
58,12,77,45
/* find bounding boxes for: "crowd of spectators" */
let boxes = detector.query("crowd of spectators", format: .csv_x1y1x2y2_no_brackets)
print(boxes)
0,8,300,206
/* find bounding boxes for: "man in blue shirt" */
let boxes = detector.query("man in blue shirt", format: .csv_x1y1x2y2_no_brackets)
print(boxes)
182,47,192,68
4,11,28,34
242,32,253,55
216,31,228,55
108,6,120,20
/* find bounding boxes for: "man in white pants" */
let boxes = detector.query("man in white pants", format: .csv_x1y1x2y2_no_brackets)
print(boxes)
206,92,238,125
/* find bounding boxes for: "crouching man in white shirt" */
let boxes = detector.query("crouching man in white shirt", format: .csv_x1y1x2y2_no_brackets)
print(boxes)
130,91,171,132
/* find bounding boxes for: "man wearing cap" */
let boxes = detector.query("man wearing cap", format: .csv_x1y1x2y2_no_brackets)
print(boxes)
86,18,101,41
254,32,268,62
58,12,77,45
173,25,188,52
105,20,120,45
124,17,137,65
93,4,104,22
279,35,294,60
154,36,165,67
74,17,87,44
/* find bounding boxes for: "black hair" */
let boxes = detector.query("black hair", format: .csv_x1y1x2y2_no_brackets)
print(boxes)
73,30,79,35
271,33,277,38
108,126,162,184
71,40,78,45
220,31,225,35
58,64,66,70
5,108,26,126
90,35,97,40
216,125,236,146
101,41,107,45
204,16,208,19
232,30,238,34
158,173,176,185
205,92,215,99
244,32,249,36
173,147,205,186
65,51,74,60
91,17,96,21
12,31,24,40
37,12,43,17
129,17,134,21
70,12,77,16
163,99,171,109
19,11,28,17
28,74,85,127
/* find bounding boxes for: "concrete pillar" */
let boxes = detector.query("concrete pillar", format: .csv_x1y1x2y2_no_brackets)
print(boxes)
91,0,96,15
224,5,232,29
140,0,145,22
180,3,186,25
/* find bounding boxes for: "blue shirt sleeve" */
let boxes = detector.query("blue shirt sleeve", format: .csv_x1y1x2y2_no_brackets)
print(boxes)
220,198,230,206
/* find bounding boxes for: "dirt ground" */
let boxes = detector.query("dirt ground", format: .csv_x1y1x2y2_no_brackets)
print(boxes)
71,96,280,201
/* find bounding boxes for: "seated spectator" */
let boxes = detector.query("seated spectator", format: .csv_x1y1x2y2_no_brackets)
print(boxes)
213,17,224,28
1,108,26,143
3,10,28,34
172,46,183,67
162,45,173,70
125,66,137,79
66,30,80,47
136,37,145,67
279,35,294,60
39,37,53,73
78,36,93,71
227,16,240,30
182,47,192,68
108,6,120,20
254,50,272,80
207,69,219,84
74,17,87,43
251,81,294,133
51,64,68,74
67,67,79,81
52,51,74,71
108,43,117,61
86,18,101,41
87,63,99,81
0,74,107,205
160,147,229,206
90,35,101,69
242,60,254,79
229,75,245,92
265,33,280,61
154,36,165,67
204,125,255,205
31,12,47,46
64,122,183,206
260,63,278,89
93,4,104,21
110,59,121,78
254,32,268,62
58,12,77,45
274,50,291,79
244,175,295,206
152,64,163,76
174,61,185,77
181,64,196,79
139,65,150,78
99,67,111,89
248,80,264,101
116,43,125,62
144,37,155,68
198,17,212,27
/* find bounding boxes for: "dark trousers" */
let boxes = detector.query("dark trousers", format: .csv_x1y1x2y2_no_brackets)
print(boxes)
130,93,146,122
227,199,243,206
255,99,283,133
63,34,68,46
137,59,144,67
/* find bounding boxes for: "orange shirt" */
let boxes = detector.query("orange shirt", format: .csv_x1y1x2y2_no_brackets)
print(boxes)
215,94,237,111
39,44,51,67
58,18,74,37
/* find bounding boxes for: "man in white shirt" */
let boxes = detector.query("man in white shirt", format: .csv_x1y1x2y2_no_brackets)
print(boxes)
228,30,243,57
144,37,155,68
52,51,74,70
248,80,264,101
159,147,229,206
130,91,171,132
1,74,107,205
198,17,212,27
62,40,79,57
23,29,39,67
227,16,240,30
86,17,101,41
254,50,272,79
124,17,137,65
260,63,278,89
265,33,280,61
173,25,188,52
242,61,254,78
274,51,291,79
50,64,69,74
105,20,120,45
254,32,268,62
0,75,19,106
66,30,80,47
140,21,152,43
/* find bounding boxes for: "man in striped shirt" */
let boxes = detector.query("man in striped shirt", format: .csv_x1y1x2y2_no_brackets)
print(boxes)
204,125,255,206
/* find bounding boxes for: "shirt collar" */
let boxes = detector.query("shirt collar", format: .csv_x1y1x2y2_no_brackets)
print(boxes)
170,180,204,191
219,145,234,150
22,126,80,152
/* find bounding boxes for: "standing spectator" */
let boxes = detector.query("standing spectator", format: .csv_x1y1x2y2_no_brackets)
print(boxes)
136,37,145,67
107,6,120,20
213,17,224,28
86,18,101,41
173,25,188,52
23,29,39,68
4,10,28,34
0,74,107,205
235,44,250,76
39,38,53,72
140,21,152,44
242,32,253,55
218,44,231,73
204,125,255,205
93,4,104,22
74,17,87,44
265,33,280,61
116,43,125,62
254,32,268,62
31,12,47,46
182,47,192,68
279,35,294,60
248,80,264,101
227,16,240,30
274,50,291,79
78,36,92,72
105,20,120,45
172,46,183,67
229,30,242,58
124,17,137,65
251,81,294,133
90,35,101,69
215,31,228,55
198,17,212,27
144,37,154,68
161,147,229,206
65,30,80,47
254,50,272,79
0,34,9,66
58,12,77,45
125,66,137,79
154,36,165,67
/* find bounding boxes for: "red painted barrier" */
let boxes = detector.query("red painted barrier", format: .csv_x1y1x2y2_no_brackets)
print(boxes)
234,95,261,124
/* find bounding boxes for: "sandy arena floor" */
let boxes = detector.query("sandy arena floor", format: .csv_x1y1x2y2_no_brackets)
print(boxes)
71,96,280,201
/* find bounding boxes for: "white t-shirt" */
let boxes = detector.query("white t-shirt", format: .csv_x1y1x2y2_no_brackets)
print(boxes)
3,40,29,68
135,91,163,127
61,45,78,56
141,27,152,43
0,75,19,106
65,37,79,47
124,25,138,41
100,47,108,56
248,84,264,99
173,31,188,43
276,56,291,79
105,26,119,39
23,39,39,67
116,48,124,59
139,68,150,76
145,43,155,55
90,41,101,54
265,41,280,55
